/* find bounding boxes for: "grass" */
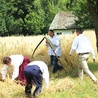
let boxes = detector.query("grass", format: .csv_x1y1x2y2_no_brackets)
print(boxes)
0,29,98,98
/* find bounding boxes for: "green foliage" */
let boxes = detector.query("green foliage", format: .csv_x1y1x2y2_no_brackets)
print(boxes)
0,0,24,36
66,0,93,28
0,0,98,35
25,11,45,34
0,0,68,36
66,0,98,51
0,18,8,36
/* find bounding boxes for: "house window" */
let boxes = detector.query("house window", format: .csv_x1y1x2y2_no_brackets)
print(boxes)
57,32,62,35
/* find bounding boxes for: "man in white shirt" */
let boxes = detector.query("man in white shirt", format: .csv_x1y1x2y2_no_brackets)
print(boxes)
46,30,63,73
1,54,30,85
70,28,98,83
24,61,49,98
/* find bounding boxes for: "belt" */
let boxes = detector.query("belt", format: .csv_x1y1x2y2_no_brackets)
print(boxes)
78,52,89,55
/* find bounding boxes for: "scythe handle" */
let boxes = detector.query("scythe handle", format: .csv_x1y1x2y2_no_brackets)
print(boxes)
32,36,67,73
45,37,67,73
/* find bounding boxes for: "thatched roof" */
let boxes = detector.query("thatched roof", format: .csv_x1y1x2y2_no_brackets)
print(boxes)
49,12,77,30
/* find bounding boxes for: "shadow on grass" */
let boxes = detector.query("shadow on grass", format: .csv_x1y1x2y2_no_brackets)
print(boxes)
48,61,98,80
67,61,98,79
88,62,98,71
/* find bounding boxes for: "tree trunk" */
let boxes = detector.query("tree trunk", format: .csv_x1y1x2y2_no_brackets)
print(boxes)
87,0,98,52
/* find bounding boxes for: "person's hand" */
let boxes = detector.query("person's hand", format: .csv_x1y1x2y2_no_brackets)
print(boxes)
69,54,71,56
93,59,96,63
45,84,49,89
46,39,50,44
2,79,5,82
86,58,88,61
15,77,19,80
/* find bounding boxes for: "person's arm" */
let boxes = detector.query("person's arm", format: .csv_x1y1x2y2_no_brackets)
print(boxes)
1,65,8,81
70,38,78,55
45,37,55,50
12,65,19,80
43,65,49,88
52,37,60,47
90,47,96,59
88,40,96,62
45,36,50,44
90,47,96,63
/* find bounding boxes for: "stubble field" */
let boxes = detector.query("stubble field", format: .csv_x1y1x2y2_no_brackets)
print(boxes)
0,29,98,98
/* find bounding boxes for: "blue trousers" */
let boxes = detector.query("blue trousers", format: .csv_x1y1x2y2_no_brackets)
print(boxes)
50,55,60,72
24,65,42,96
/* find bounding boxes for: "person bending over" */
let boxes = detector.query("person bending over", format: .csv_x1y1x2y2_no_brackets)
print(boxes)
24,61,49,98
1,54,30,85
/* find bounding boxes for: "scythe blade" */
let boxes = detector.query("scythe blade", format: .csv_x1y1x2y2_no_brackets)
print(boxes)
32,37,46,58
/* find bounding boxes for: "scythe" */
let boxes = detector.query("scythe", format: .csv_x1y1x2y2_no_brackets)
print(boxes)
32,37,46,58
32,37,67,73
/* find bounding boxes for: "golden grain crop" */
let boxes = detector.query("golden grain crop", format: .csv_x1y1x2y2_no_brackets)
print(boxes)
0,30,97,98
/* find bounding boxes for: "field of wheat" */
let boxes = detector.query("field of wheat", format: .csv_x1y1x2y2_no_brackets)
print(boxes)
0,29,98,98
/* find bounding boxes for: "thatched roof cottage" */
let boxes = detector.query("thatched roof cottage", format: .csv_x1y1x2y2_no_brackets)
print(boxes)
49,12,77,35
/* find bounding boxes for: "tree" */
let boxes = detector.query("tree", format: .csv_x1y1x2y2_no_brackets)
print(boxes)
66,0,98,51
0,0,24,36
40,0,68,34
87,0,98,51
0,0,68,36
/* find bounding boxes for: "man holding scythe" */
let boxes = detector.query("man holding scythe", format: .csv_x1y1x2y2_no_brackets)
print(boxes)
46,30,63,73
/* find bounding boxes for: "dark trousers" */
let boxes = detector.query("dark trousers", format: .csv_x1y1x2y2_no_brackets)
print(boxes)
50,55,60,72
24,65,42,96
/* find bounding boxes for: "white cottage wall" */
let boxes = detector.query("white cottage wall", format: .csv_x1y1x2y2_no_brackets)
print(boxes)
54,29,75,35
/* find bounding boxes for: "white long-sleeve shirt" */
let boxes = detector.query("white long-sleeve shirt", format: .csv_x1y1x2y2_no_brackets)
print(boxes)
27,61,49,88
70,34,95,59
1,54,24,80
46,35,61,56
